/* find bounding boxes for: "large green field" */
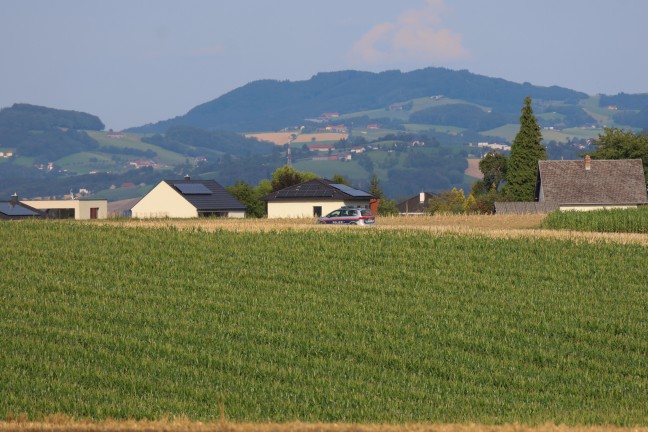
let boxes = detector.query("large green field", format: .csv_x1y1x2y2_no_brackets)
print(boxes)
1,222,647,425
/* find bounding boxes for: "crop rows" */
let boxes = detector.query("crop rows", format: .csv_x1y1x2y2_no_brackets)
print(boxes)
1,221,647,424
541,207,648,233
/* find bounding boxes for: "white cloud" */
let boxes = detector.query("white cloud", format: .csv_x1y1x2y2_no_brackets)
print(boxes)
348,0,469,65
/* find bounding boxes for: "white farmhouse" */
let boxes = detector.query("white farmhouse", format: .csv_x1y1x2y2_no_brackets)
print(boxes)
132,177,246,218
261,178,375,218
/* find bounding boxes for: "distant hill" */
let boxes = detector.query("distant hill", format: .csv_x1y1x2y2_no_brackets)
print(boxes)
0,103,104,161
127,67,588,133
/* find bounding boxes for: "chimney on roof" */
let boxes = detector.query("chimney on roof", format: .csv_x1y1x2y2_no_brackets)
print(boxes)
419,192,425,204
584,155,591,171
10,192,18,204
184,174,191,180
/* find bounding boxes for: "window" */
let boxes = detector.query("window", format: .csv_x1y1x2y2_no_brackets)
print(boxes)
45,208,75,219
199,211,227,218
313,206,322,217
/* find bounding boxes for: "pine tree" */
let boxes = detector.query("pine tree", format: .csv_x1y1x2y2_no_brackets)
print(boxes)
369,173,383,198
504,96,546,201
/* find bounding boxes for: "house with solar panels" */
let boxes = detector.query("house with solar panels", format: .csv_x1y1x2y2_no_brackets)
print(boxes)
261,178,375,218
131,177,246,218
0,194,42,220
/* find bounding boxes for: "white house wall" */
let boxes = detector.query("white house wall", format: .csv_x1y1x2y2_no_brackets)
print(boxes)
559,205,637,212
267,200,371,218
132,182,197,218
22,199,107,220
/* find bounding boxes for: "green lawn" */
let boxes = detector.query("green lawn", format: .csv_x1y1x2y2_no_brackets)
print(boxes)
1,222,647,424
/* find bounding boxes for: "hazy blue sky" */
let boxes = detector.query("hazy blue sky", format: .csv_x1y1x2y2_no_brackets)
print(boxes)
2,0,647,130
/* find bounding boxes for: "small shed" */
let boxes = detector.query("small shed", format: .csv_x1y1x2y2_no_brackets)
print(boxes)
261,178,375,218
397,192,438,215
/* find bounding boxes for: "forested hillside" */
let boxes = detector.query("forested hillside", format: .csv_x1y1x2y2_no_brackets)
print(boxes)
127,67,587,133
0,103,104,162
141,125,274,157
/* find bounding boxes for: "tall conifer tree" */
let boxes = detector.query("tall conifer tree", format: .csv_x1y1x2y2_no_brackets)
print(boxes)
505,96,546,201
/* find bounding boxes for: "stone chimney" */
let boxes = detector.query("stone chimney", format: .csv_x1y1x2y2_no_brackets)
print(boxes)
584,155,591,171
10,192,18,204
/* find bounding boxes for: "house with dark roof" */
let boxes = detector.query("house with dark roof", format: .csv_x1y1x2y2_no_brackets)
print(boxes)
535,156,647,210
131,177,246,218
261,178,375,218
496,157,647,214
0,194,42,220
397,192,438,215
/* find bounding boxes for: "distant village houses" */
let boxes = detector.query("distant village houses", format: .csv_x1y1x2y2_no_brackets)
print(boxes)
106,130,125,139
476,142,511,152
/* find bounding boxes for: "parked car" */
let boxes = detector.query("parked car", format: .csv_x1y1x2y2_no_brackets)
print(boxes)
317,206,375,225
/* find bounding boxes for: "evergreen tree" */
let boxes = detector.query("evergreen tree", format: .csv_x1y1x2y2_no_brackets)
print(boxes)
504,96,546,201
369,173,383,198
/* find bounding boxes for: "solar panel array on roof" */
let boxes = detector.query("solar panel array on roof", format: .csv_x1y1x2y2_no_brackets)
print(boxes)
276,188,334,198
329,183,372,197
273,183,334,198
0,202,40,216
175,183,212,195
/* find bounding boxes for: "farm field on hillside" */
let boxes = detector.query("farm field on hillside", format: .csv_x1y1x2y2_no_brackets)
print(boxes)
1,221,647,425
292,133,348,144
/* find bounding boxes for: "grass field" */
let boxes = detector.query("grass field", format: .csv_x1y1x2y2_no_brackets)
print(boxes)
3,420,648,432
1,219,647,426
293,133,348,144
541,207,648,234
86,131,188,167
245,132,296,146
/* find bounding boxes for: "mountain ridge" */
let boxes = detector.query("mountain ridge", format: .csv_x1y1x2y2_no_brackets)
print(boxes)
126,67,588,133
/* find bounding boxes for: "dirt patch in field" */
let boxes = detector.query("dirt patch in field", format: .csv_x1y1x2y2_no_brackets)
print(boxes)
2,420,647,432
465,158,483,178
245,132,295,145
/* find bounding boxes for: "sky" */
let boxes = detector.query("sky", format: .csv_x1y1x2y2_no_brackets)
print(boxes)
2,0,647,131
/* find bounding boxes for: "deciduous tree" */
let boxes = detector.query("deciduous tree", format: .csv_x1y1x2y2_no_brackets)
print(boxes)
270,165,317,192
588,128,648,186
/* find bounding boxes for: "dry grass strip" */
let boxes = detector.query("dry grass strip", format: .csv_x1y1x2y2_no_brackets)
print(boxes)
92,214,648,246
2,420,648,432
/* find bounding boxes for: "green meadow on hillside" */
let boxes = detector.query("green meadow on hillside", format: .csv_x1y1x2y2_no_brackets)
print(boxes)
1,222,647,424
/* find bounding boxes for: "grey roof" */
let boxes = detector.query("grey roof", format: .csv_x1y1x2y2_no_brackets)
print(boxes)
164,179,246,211
0,201,42,218
397,192,438,214
261,178,375,201
537,159,648,204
